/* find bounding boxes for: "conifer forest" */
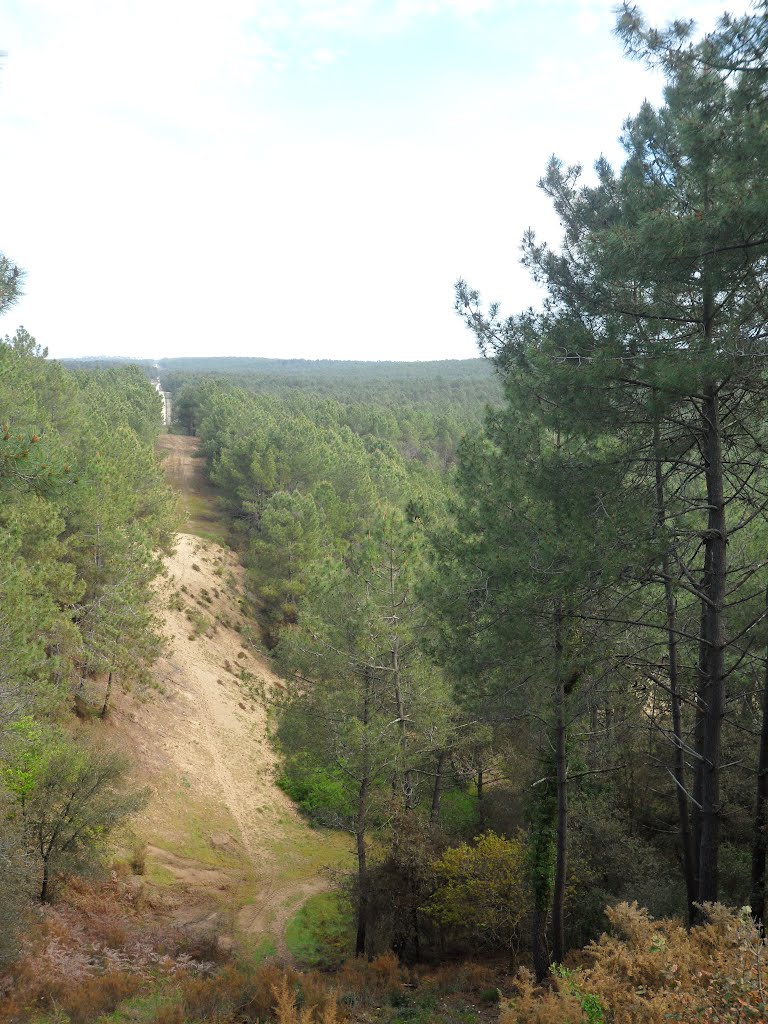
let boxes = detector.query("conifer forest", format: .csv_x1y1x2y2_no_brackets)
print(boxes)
4,4,768,1022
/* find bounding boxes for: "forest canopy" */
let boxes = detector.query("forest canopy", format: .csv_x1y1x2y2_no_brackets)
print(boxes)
0,315,174,944
5,2,768,1019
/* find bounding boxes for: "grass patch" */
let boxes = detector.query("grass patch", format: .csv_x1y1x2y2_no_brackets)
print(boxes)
182,493,229,545
146,860,176,887
144,785,250,873
266,820,351,886
285,891,354,968
236,934,278,964
96,987,177,1024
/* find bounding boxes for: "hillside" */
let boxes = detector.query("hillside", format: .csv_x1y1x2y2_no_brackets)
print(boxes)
111,435,348,957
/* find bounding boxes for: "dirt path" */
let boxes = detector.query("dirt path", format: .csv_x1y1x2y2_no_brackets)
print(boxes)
113,435,348,957
156,434,228,544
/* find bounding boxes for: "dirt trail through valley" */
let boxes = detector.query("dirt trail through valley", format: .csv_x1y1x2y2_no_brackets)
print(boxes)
113,435,347,956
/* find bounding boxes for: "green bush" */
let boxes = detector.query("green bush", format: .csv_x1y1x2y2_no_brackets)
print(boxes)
277,755,350,820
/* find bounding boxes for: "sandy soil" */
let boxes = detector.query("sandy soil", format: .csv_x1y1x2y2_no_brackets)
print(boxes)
111,436,346,956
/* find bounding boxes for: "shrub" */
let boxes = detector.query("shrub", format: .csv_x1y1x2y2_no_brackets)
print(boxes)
502,902,768,1024
178,963,301,1024
337,952,405,1004
421,962,496,996
425,831,529,958
0,874,216,1024
130,841,147,875
566,792,680,948
273,975,339,1024
4,730,149,902
185,607,213,637
277,755,351,820
57,971,140,1024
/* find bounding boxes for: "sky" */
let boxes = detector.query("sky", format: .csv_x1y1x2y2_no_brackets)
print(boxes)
0,0,744,362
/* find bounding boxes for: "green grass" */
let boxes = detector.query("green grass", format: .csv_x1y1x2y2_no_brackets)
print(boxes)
145,784,251,872
285,891,354,968
96,988,178,1024
146,861,176,886
237,934,278,964
266,819,351,886
182,493,229,545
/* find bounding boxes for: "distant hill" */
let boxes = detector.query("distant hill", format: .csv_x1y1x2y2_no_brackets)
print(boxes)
154,356,493,379
58,355,494,379
57,356,501,410
58,356,157,376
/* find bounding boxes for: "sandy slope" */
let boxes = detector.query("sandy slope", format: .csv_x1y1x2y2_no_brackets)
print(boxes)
112,438,347,955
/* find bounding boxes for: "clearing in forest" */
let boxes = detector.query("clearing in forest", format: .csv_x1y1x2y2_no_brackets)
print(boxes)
111,434,348,957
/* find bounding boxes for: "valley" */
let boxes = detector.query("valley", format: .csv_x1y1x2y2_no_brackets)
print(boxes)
113,434,348,958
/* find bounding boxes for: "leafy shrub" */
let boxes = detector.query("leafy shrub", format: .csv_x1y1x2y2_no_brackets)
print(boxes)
130,840,147,875
425,831,529,957
2,728,149,902
277,755,350,820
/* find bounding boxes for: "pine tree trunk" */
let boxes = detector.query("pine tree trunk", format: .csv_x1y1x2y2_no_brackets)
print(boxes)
356,673,372,957
697,383,727,907
430,751,445,824
531,907,550,984
355,779,369,957
552,674,567,963
41,858,50,903
588,700,599,773
551,596,568,963
389,586,415,810
551,428,568,963
100,671,113,719
653,424,696,925
528,774,556,983
750,587,768,930
692,546,711,895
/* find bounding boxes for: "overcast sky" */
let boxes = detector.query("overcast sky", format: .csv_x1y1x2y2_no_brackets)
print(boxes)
1,0,741,361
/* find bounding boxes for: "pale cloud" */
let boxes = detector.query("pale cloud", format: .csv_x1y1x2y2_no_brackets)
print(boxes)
309,45,342,65
258,0,503,34
0,0,756,361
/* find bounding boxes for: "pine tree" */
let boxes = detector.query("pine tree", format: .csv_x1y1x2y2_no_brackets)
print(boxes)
455,1,768,914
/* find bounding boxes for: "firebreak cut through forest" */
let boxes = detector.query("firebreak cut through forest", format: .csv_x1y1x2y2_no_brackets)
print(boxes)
4,4,768,1022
